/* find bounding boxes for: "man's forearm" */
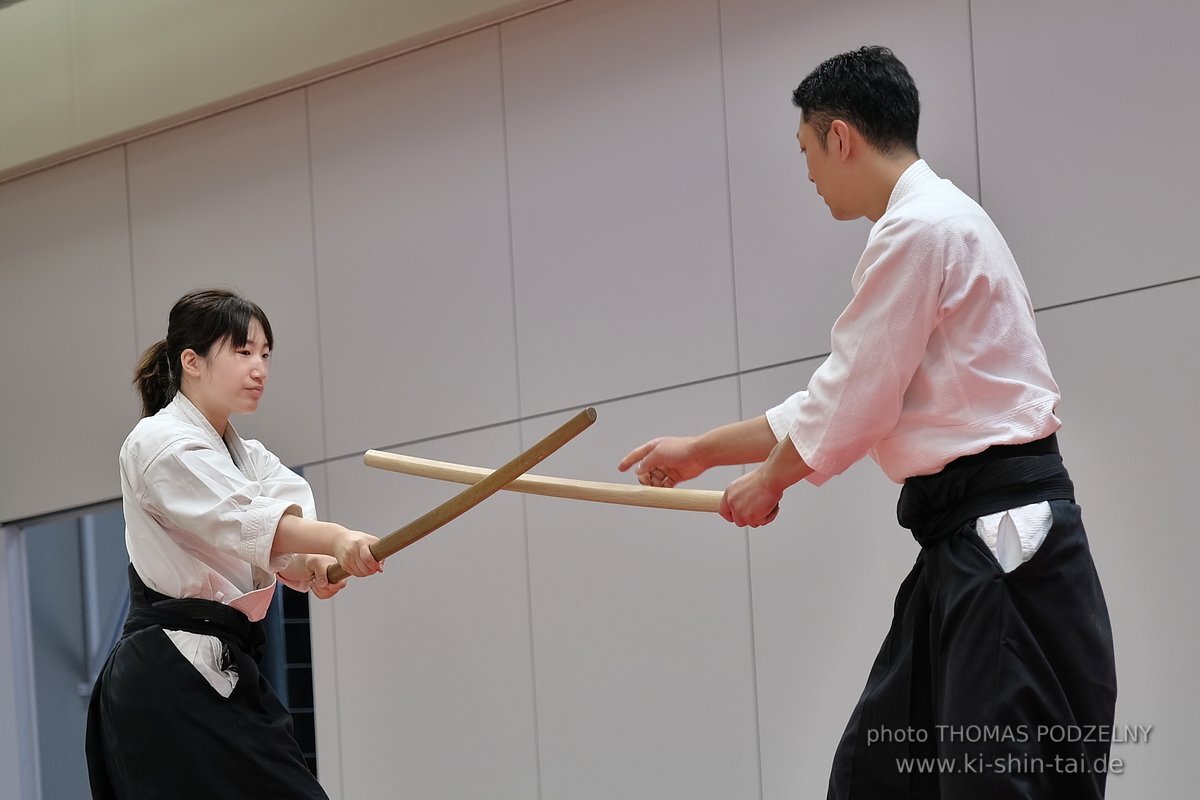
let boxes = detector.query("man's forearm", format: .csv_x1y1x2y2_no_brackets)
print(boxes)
693,416,780,468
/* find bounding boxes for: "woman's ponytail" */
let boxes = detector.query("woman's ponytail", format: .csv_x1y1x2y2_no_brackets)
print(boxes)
132,339,177,417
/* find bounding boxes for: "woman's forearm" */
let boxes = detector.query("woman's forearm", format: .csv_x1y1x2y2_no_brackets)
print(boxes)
272,514,344,558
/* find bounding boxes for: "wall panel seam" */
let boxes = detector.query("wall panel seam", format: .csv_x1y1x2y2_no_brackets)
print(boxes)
1034,274,1200,315
715,0,766,796
967,0,983,203
301,353,834,470
124,146,140,361
498,21,545,800
303,89,331,466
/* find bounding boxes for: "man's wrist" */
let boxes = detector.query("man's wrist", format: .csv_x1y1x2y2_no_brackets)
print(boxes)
761,436,810,494
758,460,788,496
687,434,711,469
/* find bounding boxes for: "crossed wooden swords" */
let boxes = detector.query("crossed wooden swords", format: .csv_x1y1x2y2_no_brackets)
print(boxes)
327,408,721,583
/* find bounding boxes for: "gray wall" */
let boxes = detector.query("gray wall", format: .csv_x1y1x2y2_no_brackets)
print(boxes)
2,0,1197,797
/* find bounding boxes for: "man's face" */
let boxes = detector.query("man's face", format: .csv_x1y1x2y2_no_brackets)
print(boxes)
797,120,854,220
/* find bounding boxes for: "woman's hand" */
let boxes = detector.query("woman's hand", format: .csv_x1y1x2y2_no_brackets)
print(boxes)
334,527,384,578
277,553,349,598
306,555,349,599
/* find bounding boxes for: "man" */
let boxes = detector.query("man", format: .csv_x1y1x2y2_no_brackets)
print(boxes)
619,46,1116,799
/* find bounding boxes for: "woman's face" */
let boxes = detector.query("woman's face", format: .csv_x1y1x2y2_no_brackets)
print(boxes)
193,319,271,420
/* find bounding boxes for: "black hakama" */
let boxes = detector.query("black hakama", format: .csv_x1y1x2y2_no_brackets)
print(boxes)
827,434,1117,799
86,567,328,800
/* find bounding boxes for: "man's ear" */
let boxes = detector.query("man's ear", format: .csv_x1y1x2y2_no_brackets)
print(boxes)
180,349,202,378
829,119,852,161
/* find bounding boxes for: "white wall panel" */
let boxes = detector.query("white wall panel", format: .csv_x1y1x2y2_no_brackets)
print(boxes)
0,149,137,521
523,382,759,799
126,91,325,467
308,29,520,457
973,0,1200,308
721,0,979,370
739,363,914,799
313,425,539,800
503,0,738,414
1035,280,1200,799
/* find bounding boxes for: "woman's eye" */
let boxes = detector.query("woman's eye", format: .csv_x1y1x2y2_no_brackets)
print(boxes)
262,353,271,360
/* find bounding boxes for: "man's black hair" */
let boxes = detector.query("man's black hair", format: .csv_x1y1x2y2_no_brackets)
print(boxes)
792,45,920,155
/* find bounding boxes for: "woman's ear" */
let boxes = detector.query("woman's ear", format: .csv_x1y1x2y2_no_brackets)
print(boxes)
180,348,202,378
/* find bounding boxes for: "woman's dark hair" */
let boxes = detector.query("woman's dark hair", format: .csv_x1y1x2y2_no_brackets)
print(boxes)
792,45,920,155
133,288,274,417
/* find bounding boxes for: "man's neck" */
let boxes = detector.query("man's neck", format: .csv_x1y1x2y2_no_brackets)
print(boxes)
863,152,920,222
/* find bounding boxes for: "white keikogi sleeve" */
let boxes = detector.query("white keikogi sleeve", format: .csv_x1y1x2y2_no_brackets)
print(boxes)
139,439,303,573
243,439,321,591
243,439,318,520
767,214,947,486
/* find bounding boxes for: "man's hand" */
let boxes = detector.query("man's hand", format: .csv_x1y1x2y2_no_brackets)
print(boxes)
719,468,782,527
618,436,705,487
718,434,812,527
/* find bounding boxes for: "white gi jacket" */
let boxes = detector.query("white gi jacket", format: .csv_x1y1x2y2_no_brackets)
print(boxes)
767,160,1057,565
120,392,314,693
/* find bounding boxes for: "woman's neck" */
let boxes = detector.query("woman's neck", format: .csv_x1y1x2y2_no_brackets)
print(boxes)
179,388,229,437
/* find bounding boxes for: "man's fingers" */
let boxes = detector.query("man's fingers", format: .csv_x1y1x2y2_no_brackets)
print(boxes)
718,494,733,523
618,440,656,472
747,504,780,528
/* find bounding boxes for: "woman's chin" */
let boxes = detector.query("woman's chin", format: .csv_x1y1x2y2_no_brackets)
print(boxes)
236,399,261,415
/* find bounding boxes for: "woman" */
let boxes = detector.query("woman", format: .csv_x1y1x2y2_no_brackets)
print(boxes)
86,288,382,799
